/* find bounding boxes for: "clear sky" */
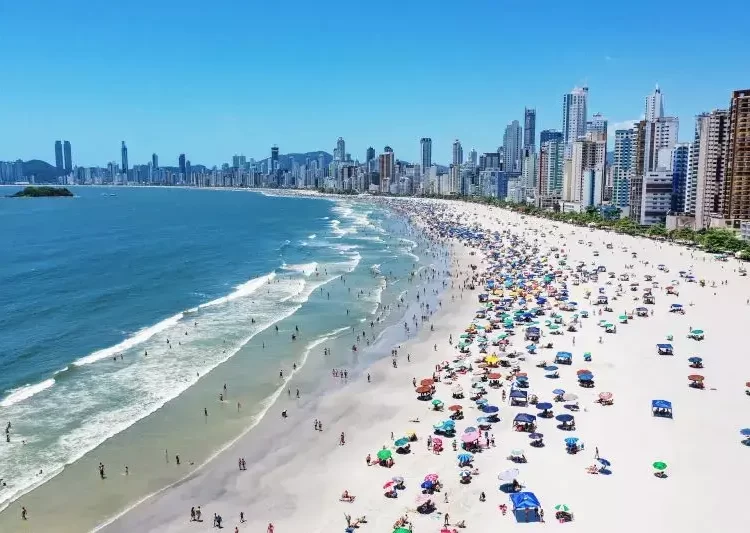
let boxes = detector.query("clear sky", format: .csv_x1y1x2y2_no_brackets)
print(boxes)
1,0,748,167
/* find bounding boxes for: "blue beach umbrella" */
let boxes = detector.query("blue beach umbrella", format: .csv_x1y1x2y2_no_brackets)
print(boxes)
740,428,750,436
421,480,434,489
457,453,473,463
553,389,566,396
476,398,488,405
536,402,553,410
688,357,703,363
544,366,558,372
482,405,500,414
529,432,544,439
564,437,579,446
598,458,611,467
464,426,477,433
394,438,410,447
578,374,594,381
556,414,574,422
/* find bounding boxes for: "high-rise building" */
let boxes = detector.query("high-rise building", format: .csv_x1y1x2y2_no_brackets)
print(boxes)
568,139,606,203
538,139,565,200
335,137,345,162
540,130,563,146
152,153,159,170
379,150,395,193
366,147,375,163
503,121,522,174
521,147,538,191
723,89,750,223
468,148,478,168
452,139,463,166
121,141,128,174
562,86,589,145
669,143,691,213
55,141,64,172
612,129,637,208
523,108,536,150
179,153,186,177
645,85,665,122
63,141,72,174
271,145,280,173
586,113,608,141
633,170,674,225
642,117,679,172
687,110,728,228
420,138,432,172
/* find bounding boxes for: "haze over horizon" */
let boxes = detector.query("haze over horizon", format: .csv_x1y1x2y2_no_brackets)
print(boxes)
1,0,748,166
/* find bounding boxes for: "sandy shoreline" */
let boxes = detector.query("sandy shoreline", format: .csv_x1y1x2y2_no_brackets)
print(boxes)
99,197,750,533
7,196,750,532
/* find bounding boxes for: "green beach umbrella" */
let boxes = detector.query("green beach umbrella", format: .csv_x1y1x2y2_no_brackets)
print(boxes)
652,461,667,471
460,333,470,338
549,324,560,330
554,504,571,513
393,528,410,533
604,323,613,328
618,315,627,320
691,329,704,335
432,399,444,406
377,449,392,461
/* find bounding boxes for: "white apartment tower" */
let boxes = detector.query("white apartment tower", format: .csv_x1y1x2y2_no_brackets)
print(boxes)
645,85,665,122
562,86,589,145
694,110,730,228
452,139,463,166
503,120,523,173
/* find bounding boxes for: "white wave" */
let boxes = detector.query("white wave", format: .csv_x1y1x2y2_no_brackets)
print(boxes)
308,234,316,239
406,251,420,262
0,378,55,407
399,237,418,247
356,235,384,242
283,262,318,276
198,272,276,309
73,310,184,367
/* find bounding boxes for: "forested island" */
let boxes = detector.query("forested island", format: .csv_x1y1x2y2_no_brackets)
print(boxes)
8,186,74,198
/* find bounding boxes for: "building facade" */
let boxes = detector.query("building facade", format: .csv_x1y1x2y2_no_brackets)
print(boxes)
562,86,589,145
524,108,536,150
420,138,432,172
723,89,750,223
503,120,522,173
645,85,665,122
694,110,730,228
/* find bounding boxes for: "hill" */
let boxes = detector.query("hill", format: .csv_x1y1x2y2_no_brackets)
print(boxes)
22,160,67,183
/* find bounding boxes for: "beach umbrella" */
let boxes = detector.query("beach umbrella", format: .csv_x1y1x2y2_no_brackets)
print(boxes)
564,437,579,446
598,458,611,467
464,426,477,433
740,428,750,436
690,329,704,335
688,357,702,364
394,438,410,448
393,528,411,533
652,461,667,471
553,389,566,396
383,480,395,489
599,392,613,401
432,399,444,406
459,470,472,478
414,494,432,505
462,431,480,443
457,453,473,463
487,372,502,380
536,402,553,410
448,404,463,412
529,432,544,440
498,468,520,482
544,366,558,372
377,449,392,461
554,504,572,513
578,374,594,381
392,476,404,483
420,378,435,386
576,369,591,375
415,385,432,394
482,405,500,414
510,449,525,457
424,473,439,483
476,398,488,405
556,414,574,422
562,393,578,401
687,374,704,382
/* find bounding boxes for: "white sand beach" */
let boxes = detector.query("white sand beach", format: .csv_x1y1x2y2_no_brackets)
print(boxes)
97,198,750,533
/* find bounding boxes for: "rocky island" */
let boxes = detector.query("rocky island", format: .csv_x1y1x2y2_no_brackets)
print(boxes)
9,186,74,198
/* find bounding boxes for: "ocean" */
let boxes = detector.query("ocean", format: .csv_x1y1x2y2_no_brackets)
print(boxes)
0,186,447,530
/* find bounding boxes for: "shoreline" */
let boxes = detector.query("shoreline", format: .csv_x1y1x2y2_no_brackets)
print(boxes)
0,196,448,532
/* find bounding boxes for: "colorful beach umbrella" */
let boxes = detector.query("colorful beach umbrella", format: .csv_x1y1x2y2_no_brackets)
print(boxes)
652,461,667,471
554,504,572,513
498,468,520,482
394,438,409,447
599,392,613,401
457,453,473,463
377,449,392,461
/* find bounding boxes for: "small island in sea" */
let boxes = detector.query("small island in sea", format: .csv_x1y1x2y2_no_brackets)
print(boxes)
8,186,74,198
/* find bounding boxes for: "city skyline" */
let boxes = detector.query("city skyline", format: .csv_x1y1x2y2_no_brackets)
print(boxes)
1,1,748,165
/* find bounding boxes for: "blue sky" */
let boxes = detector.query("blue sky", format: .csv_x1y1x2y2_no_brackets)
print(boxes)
1,0,748,166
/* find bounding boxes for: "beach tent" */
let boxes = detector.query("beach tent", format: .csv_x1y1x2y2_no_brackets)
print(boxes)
509,389,528,406
652,399,673,418
657,344,673,355
510,491,541,510
555,351,573,364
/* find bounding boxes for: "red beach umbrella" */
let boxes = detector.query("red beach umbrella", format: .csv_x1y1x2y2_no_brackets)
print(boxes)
576,369,591,375
448,404,463,412
515,372,528,378
599,392,613,401
415,385,432,394
688,374,704,382
487,373,502,380
420,378,434,386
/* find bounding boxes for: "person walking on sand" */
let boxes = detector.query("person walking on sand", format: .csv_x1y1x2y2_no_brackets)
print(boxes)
190,507,196,522
340,432,346,445
21,507,27,520
444,512,450,526
268,523,275,533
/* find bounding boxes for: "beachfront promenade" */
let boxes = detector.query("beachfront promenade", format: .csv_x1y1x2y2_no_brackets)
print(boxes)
80,199,750,531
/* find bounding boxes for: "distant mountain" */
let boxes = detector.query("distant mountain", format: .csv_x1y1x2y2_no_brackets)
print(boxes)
22,160,67,183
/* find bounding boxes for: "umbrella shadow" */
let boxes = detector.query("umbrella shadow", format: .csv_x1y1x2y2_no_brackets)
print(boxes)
544,374,560,379
498,482,522,494
396,447,411,455
598,467,613,475
741,438,750,447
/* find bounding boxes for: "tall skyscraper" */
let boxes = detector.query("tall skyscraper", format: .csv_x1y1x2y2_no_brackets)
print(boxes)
366,147,375,163
645,85,665,122
335,137,345,161
723,89,750,222
503,121,522,173
613,129,637,208
538,139,564,199
540,130,563,146
586,113,608,141
562,86,589,145
670,143,691,214
271,145,279,172
121,141,129,174
152,153,159,170
523,108,536,150
179,153,186,177
468,148,478,168
642,117,679,172
379,149,395,193
54,141,64,172
452,139,463,166
420,138,432,171
63,141,72,174
692,110,730,228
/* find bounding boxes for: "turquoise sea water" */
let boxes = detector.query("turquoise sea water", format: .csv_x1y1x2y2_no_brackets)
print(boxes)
0,187,438,515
